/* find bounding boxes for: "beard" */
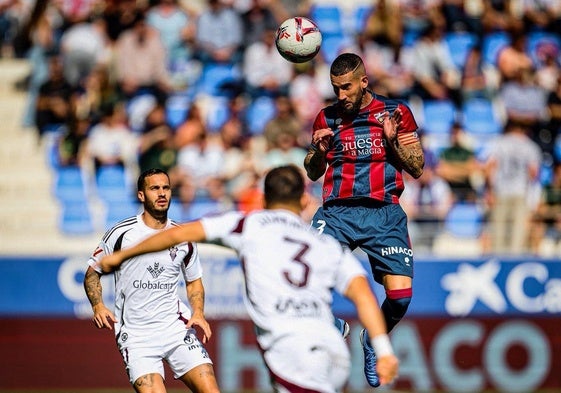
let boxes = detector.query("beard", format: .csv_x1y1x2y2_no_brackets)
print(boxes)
339,89,364,116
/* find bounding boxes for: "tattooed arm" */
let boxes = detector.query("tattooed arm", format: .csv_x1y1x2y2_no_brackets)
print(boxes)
84,266,116,330
185,277,212,343
304,127,334,181
382,109,425,179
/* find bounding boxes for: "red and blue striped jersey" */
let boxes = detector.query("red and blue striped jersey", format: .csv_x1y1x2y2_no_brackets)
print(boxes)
312,91,419,204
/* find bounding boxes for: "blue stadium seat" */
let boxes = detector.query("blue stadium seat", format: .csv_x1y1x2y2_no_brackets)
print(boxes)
444,203,484,238
196,63,242,97
205,97,231,133
53,165,88,203
165,93,191,129
59,201,95,235
481,31,510,66
422,99,456,135
309,5,344,37
247,96,277,135
320,35,352,64
96,165,133,203
461,98,502,136
445,32,478,69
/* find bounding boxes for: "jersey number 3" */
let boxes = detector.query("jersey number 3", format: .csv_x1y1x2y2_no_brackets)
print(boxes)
283,237,311,288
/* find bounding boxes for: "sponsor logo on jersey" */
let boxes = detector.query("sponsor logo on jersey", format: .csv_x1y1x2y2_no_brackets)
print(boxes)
341,133,384,157
147,262,164,278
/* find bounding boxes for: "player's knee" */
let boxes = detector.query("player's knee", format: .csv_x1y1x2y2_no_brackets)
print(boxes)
382,288,412,331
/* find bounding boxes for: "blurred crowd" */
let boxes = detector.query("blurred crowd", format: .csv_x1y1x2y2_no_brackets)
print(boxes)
2,0,561,256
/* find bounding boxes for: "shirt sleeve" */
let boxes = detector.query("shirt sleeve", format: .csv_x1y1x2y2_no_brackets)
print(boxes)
182,242,203,283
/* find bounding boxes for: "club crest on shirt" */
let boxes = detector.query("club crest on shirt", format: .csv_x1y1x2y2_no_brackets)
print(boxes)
374,112,385,124
169,246,178,261
147,262,165,279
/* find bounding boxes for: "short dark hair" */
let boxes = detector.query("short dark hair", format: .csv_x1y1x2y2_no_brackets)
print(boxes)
264,165,305,205
137,168,169,191
330,53,363,76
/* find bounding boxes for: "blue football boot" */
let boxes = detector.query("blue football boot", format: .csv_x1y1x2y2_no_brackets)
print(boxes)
360,328,380,387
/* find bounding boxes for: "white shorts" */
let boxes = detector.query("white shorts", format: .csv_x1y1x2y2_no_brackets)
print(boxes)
119,327,213,384
263,326,350,393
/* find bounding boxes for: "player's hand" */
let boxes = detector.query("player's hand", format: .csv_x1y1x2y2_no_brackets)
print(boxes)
186,311,212,344
92,303,117,330
97,254,123,274
377,353,399,386
381,109,402,144
312,128,334,153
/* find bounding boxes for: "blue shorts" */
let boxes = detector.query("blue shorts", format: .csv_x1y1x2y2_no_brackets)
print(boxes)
310,199,414,284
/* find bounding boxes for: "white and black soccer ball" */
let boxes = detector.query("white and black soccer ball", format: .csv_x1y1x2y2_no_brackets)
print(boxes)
275,17,322,63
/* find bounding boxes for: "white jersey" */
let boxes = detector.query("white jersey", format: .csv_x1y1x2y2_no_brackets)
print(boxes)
201,208,368,350
88,214,203,345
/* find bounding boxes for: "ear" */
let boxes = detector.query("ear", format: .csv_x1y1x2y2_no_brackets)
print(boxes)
300,192,311,211
361,75,369,90
137,190,144,203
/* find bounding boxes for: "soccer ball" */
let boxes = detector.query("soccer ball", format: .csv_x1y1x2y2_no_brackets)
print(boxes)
275,17,322,63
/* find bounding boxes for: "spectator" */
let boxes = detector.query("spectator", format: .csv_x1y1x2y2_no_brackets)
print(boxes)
547,75,561,142
174,102,207,149
484,119,542,255
86,100,138,174
263,95,304,150
35,54,74,136
410,21,462,107
102,0,144,43
56,116,90,167
58,15,109,87
531,162,561,255
496,29,533,82
19,0,59,128
362,0,403,51
146,0,196,66
242,25,292,99
194,0,244,65
260,129,306,172
240,0,281,48
461,42,500,101
436,122,484,202
138,103,178,175
401,151,454,252
114,11,173,103
498,67,548,148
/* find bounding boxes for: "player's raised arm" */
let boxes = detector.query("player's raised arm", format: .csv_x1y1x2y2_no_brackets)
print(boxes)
344,275,399,386
99,221,207,273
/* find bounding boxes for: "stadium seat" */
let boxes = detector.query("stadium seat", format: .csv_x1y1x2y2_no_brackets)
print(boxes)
205,96,231,133
59,201,95,235
443,202,484,238
165,93,191,130
96,165,133,203
320,35,353,64
461,98,502,136
422,99,456,135
196,63,242,97
309,5,344,38
246,96,277,135
481,31,510,66
445,32,478,69
53,165,88,203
